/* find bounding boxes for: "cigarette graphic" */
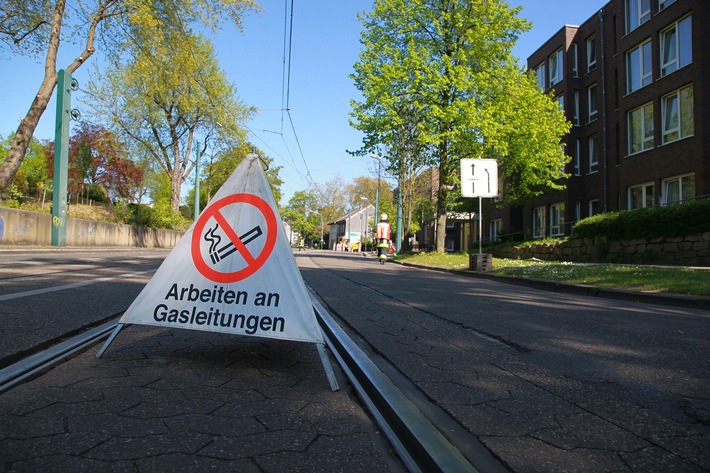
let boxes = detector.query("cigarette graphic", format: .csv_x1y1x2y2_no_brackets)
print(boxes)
204,223,263,264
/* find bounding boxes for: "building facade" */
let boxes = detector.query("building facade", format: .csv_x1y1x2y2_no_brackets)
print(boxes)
489,0,709,240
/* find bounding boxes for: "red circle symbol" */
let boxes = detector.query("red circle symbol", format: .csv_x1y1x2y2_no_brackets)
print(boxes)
191,193,277,283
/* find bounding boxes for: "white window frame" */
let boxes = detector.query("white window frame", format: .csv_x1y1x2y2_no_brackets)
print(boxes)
659,0,676,10
549,49,563,86
490,219,503,242
535,62,546,90
445,238,455,252
661,16,692,77
626,40,652,93
588,199,600,217
574,201,582,224
573,139,581,176
662,85,694,144
571,43,579,77
588,84,598,122
550,202,566,236
587,35,597,72
533,206,546,238
628,182,655,209
572,90,580,126
626,0,651,34
661,174,694,206
628,102,654,155
588,135,599,174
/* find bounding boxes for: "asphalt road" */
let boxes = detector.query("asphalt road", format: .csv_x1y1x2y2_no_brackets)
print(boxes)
1,247,708,472
296,251,710,473
0,248,169,366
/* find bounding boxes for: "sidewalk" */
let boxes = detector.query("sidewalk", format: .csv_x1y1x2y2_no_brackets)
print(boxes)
0,324,405,472
395,258,710,311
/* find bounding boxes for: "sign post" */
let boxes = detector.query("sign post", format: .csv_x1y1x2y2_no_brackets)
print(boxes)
460,158,498,270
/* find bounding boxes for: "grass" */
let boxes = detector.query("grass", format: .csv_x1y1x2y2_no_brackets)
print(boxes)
396,252,710,297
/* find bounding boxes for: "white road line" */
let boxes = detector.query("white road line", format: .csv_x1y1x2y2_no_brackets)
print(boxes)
0,270,155,301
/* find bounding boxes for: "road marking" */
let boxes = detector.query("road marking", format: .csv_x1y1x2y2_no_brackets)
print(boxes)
0,270,155,301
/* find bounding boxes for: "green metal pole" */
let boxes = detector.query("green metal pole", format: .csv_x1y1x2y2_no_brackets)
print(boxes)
52,70,72,247
396,179,402,254
194,141,201,221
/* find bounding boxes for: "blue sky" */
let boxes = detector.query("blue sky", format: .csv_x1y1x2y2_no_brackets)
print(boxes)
1,0,606,205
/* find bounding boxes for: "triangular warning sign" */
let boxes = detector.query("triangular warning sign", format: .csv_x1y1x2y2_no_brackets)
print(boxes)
108,154,323,344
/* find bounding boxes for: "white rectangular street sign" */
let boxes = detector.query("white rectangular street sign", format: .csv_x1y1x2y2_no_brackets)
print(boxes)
460,158,498,198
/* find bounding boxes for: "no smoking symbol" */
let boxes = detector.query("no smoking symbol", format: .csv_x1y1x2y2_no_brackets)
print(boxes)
191,194,277,283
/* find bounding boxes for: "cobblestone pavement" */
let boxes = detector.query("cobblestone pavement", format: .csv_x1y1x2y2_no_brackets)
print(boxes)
0,324,405,472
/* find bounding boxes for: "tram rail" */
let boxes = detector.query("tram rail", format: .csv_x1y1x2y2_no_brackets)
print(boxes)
0,292,484,473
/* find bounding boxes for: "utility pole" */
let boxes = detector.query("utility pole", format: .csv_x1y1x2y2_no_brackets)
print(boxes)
51,70,74,247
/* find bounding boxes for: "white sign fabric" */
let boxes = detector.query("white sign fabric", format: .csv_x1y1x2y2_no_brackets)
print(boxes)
118,154,324,344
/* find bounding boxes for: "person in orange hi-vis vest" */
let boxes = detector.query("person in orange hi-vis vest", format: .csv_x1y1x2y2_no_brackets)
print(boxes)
375,213,392,264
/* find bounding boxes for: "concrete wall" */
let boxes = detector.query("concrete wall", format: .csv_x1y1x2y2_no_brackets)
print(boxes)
0,207,183,248
492,233,710,266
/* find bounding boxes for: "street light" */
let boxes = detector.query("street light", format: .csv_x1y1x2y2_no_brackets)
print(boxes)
369,153,382,233
359,196,369,251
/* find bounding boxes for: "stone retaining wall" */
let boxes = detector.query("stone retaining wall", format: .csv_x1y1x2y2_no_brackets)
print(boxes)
491,233,710,266
0,207,183,248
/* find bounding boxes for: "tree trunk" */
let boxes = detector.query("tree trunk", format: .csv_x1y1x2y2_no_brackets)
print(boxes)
0,0,100,189
0,0,67,189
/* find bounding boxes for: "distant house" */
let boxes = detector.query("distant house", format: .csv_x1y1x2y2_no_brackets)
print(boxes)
327,204,375,251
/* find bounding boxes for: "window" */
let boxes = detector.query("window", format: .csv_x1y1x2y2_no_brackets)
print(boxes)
571,43,579,77
589,135,599,173
626,0,651,33
533,206,546,238
588,84,598,122
445,238,455,252
662,85,694,143
554,95,564,115
535,62,546,90
628,102,654,154
574,201,582,224
490,219,503,242
662,174,694,205
550,203,565,236
626,40,652,93
659,0,676,10
587,35,597,72
549,49,564,86
628,182,655,209
661,16,692,76
588,199,600,217
573,139,581,176
572,90,580,126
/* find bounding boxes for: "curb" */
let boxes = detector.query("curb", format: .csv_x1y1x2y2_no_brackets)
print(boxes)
397,260,710,312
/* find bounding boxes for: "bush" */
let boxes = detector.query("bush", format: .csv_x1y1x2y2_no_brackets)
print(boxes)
126,203,190,231
573,199,710,240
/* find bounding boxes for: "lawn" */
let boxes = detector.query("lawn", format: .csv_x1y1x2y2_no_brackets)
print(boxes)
397,252,710,297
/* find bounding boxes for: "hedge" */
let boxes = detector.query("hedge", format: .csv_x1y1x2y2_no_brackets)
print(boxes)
572,198,710,241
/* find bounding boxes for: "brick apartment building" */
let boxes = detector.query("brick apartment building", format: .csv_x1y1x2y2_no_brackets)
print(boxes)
487,0,709,241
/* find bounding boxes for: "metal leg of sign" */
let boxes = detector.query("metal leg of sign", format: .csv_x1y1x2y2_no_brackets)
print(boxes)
316,343,340,392
95,323,126,359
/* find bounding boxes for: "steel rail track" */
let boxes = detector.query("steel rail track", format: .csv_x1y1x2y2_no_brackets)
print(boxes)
309,292,480,473
0,319,119,394
1,294,482,472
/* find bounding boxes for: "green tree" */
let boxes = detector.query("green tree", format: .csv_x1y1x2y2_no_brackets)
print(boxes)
351,0,569,252
186,145,283,218
0,0,260,190
88,31,254,211
1,132,50,196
